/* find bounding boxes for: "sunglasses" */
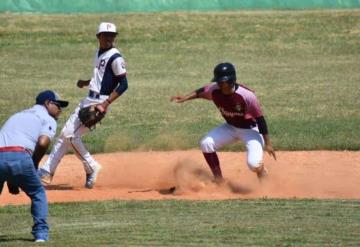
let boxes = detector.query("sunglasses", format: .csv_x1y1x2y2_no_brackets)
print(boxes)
50,101,62,109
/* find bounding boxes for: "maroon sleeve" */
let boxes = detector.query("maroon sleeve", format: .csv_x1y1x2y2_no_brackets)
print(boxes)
243,91,263,119
196,82,218,100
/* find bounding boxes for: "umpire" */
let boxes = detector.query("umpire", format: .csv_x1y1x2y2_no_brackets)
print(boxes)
0,90,68,242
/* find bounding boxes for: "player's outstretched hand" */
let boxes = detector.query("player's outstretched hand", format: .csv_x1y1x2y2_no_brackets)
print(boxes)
265,143,277,161
170,95,187,103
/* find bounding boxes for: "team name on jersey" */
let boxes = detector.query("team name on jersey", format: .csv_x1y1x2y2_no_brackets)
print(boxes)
218,107,244,118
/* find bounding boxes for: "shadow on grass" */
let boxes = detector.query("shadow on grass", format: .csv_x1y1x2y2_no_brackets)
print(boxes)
0,235,33,242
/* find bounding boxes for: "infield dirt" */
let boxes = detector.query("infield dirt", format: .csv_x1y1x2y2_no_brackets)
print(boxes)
1,150,360,205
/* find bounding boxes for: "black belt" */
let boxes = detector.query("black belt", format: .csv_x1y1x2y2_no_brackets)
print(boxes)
88,90,101,99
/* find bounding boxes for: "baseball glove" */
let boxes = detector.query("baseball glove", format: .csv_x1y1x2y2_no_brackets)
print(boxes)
78,105,105,129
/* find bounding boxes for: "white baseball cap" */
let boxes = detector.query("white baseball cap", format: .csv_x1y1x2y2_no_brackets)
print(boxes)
97,22,118,35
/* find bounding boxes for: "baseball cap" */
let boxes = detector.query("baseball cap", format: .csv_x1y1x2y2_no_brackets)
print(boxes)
96,22,118,35
211,62,236,83
36,90,69,108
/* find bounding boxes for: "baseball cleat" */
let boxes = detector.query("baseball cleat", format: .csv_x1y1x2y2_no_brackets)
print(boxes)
38,169,53,185
85,164,102,189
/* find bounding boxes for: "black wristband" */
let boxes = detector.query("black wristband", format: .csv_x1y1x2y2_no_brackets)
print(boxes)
256,116,268,135
195,87,205,96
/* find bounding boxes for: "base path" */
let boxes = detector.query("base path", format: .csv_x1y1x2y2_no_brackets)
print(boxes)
1,151,360,205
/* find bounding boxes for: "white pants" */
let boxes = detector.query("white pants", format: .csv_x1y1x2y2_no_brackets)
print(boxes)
200,123,264,171
41,95,107,175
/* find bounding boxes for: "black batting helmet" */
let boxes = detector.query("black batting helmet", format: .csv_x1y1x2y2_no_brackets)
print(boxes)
212,62,236,84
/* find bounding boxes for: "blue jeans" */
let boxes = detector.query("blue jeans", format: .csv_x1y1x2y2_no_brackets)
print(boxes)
0,152,49,240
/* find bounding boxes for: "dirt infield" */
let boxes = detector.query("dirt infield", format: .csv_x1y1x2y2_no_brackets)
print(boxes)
1,150,360,205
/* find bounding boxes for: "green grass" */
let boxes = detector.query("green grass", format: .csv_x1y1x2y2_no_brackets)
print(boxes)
0,10,359,151
1,11,359,247
0,199,359,246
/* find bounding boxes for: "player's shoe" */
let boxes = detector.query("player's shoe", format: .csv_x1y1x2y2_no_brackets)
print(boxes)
34,234,48,243
38,168,53,185
34,238,47,243
256,166,268,182
85,163,102,189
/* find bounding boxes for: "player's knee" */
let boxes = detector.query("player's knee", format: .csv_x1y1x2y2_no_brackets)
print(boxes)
247,157,263,172
199,137,216,153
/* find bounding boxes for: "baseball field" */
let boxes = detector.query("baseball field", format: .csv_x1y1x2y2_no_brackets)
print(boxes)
0,10,360,246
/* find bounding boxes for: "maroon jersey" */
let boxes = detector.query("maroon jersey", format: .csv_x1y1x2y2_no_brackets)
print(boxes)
198,83,263,128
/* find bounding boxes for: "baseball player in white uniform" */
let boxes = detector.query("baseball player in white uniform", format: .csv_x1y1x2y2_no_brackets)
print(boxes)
38,22,128,189
171,62,276,183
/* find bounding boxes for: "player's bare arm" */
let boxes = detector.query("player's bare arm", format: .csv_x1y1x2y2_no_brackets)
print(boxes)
96,91,120,113
255,115,276,160
32,135,51,169
263,134,277,160
170,91,198,103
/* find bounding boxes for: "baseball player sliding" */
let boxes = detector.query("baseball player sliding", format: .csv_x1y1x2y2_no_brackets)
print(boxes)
171,62,276,183
38,22,128,189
